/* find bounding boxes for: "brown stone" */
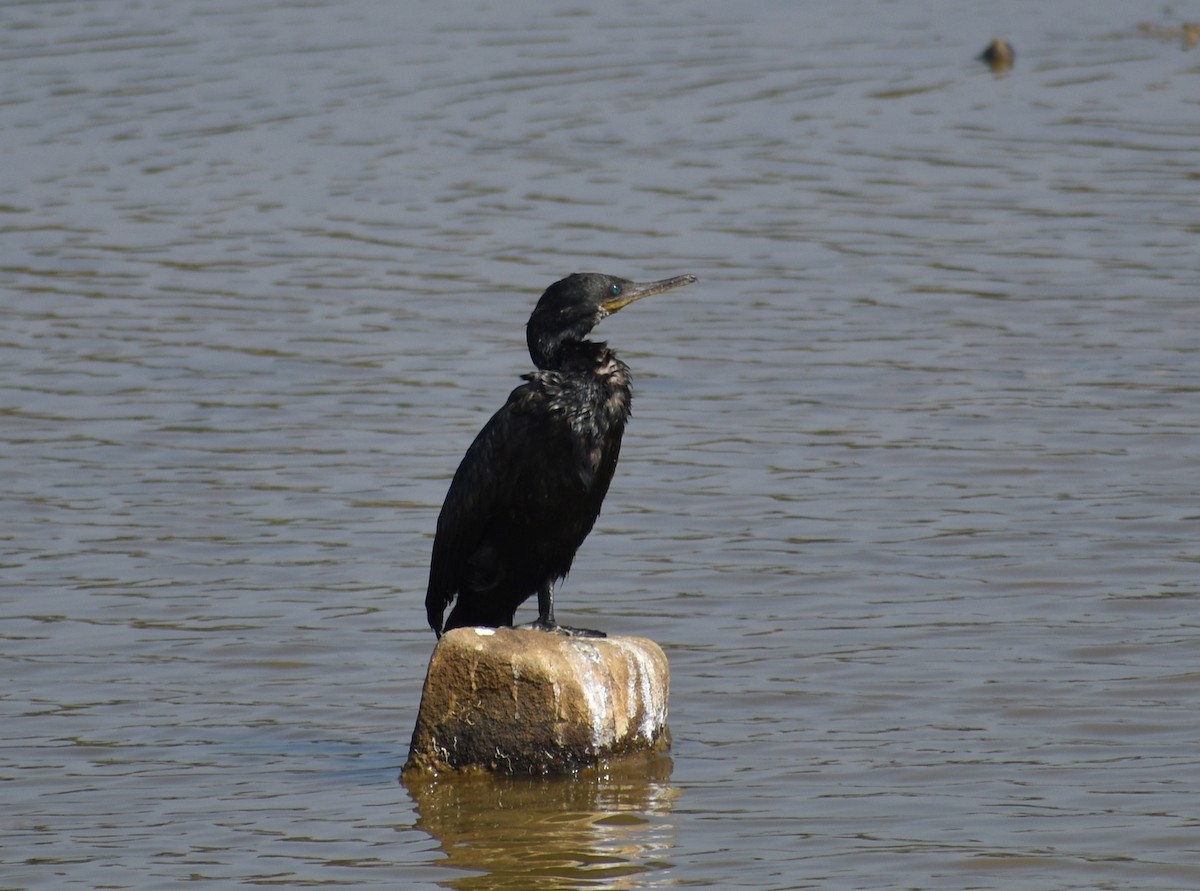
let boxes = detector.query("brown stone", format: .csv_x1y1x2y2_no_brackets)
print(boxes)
404,627,670,775
979,37,1015,72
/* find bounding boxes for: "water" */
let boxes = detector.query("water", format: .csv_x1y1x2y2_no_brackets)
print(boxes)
3,1,1199,888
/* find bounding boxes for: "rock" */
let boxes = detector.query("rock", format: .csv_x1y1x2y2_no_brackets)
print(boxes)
979,38,1015,72
404,627,670,775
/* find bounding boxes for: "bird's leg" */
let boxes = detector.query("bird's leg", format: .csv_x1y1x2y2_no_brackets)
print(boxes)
526,583,606,638
535,581,557,629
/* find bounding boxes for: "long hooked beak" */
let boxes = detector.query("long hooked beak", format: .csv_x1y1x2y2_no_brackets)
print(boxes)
601,274,698,314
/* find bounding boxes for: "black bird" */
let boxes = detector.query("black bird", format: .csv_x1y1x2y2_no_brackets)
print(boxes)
425,272,697,638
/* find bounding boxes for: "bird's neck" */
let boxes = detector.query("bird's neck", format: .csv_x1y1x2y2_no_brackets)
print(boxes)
533,337,605,372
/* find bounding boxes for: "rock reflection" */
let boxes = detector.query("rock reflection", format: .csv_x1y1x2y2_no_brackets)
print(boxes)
404,753,678,890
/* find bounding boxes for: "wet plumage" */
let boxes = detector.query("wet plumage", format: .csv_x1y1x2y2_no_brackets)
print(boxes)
425,272,697,638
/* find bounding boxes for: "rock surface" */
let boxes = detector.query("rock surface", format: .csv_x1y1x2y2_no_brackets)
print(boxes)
404,627,670,775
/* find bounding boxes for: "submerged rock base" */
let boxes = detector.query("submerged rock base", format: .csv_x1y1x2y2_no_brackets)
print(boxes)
404,626,670,775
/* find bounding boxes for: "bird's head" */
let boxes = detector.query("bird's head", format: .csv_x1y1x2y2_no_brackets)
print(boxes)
526,272,697,368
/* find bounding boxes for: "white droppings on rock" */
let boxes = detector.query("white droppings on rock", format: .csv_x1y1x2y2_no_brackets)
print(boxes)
567,640,614,750
612,636,666,742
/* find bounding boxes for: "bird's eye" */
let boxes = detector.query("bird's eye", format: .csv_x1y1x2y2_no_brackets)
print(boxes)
610,284,621,295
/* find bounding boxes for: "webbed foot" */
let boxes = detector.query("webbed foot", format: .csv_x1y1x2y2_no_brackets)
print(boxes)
522,620,607,638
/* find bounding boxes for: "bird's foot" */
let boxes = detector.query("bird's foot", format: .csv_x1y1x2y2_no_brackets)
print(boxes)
522,620,607,638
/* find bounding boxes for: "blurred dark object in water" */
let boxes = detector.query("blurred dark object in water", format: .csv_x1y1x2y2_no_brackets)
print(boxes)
979,38,1015,72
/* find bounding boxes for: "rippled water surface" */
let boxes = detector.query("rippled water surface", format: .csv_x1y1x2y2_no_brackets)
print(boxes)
4,1,1199,888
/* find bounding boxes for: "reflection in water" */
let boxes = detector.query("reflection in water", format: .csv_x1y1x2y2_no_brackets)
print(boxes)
404,754,678,890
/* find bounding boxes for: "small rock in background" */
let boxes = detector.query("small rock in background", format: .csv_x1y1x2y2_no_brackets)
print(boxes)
979,38,1015,72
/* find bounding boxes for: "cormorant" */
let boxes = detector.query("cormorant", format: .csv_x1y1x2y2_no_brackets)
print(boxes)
425,272,697,638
